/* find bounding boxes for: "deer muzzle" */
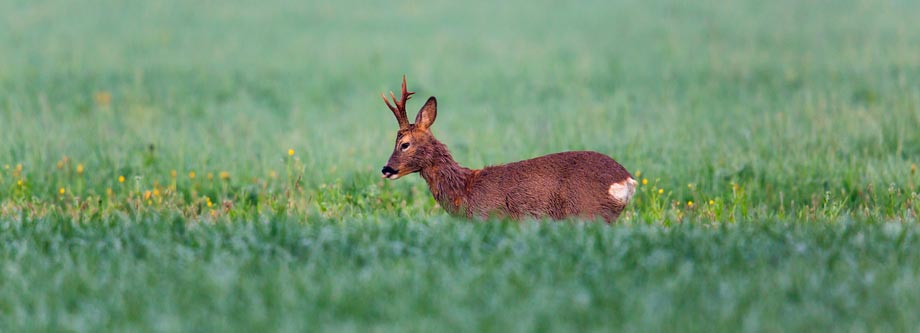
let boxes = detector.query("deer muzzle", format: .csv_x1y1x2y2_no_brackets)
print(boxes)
381,165,399,179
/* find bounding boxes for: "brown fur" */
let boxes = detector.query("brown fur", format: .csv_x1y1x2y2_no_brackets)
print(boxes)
380,77,635,222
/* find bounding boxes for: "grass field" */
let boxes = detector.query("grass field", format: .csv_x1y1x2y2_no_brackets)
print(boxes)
1,0,920,331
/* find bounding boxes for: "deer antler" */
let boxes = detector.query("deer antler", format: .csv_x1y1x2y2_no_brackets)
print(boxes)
381,75,414,129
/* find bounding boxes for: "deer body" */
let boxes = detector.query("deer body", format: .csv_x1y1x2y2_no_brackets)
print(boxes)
380,77,636,222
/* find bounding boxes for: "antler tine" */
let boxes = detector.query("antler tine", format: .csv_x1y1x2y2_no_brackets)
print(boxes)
390,91,399,107
399,75,415,109
381,93,397,111
382,94,408,129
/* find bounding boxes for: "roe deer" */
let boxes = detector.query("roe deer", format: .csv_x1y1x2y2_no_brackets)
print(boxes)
379,76,637,222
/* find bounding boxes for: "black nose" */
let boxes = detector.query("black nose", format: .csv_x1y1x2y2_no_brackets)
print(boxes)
381,166,398,176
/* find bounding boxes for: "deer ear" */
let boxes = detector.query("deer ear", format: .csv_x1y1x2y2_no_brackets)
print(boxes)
414,97,437,130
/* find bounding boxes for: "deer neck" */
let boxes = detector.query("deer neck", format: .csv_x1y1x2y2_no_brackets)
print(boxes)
419,141,474,215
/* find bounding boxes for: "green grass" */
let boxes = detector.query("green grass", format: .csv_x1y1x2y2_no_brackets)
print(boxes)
1,0,919,331
2,217,919,332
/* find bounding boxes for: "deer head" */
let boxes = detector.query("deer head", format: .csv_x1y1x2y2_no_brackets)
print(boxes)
380,76,439,180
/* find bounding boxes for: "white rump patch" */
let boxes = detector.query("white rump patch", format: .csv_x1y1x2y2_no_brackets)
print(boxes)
609,178,638,203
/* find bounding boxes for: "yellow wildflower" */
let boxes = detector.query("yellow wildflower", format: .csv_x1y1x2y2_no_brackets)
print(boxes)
17,180,23,187
94,91,112,107
76,164,84,174
687,201,693,208
171,170,178,178
288,149,295,156
641,178,648,185
658,188,664,194
59,188,65,195
118,175,125,183
144,191,152,200
153,189,160,197
687,183,694,189
709,199,715,205
207,172,214,180
189,171,196,179
219,171,230,180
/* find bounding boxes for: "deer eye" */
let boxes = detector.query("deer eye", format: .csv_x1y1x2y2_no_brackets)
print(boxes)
400,142,410,151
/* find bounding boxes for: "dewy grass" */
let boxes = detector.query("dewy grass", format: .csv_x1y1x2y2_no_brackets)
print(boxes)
1,0,919,332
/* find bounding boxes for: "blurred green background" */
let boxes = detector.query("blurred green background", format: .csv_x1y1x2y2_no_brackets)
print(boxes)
1,0,919,331
2,0,918,207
